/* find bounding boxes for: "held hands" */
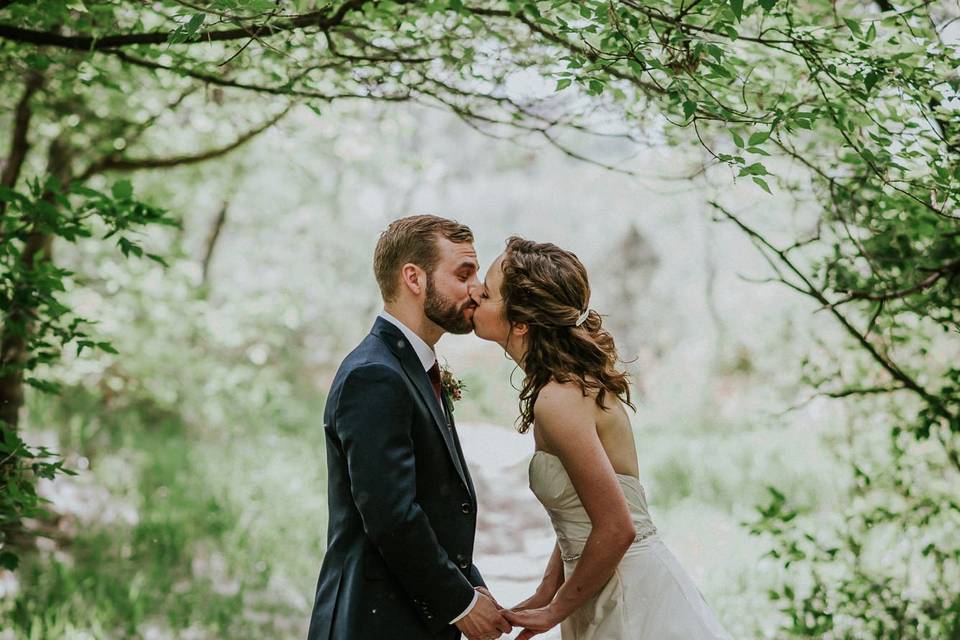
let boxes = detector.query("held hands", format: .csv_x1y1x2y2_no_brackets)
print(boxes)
501,605,562,640
501,584,564,640
454,590,512,640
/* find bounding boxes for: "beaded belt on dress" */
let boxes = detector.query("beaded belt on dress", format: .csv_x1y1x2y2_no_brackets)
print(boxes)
560,525,658,562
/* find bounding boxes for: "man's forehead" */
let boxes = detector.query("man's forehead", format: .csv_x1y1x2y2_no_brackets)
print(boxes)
441,240,478,264
453,245,477,260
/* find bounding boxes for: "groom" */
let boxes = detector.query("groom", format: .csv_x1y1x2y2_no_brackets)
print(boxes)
307,215,512,640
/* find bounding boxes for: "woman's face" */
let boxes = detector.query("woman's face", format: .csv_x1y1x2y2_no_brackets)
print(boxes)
469,253,513,346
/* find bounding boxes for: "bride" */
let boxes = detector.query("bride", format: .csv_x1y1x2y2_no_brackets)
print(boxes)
467,236,732,640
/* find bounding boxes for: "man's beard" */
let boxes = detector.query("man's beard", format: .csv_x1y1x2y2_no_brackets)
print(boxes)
424,273,475,334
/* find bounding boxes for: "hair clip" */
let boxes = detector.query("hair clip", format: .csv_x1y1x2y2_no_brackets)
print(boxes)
575,309,589,327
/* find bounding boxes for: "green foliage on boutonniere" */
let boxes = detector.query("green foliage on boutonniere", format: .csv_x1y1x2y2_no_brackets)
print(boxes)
439,363,466,404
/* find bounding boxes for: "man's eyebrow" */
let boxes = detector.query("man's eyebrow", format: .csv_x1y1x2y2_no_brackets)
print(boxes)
456,261,478,271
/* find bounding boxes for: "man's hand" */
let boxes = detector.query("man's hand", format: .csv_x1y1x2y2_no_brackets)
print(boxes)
454,592,512,640
475,586,501,609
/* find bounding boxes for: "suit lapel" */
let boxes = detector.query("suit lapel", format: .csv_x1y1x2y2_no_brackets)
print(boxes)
372,318,472,497
443,392,477,504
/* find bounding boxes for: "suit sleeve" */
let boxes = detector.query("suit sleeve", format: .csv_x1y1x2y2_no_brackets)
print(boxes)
335,363,476,628
468,564,487,589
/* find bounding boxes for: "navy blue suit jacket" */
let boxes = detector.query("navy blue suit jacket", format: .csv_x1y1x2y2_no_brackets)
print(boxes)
307,317,485,640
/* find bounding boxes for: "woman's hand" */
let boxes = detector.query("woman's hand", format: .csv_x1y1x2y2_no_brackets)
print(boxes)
509,583,557,612
502,605,562,640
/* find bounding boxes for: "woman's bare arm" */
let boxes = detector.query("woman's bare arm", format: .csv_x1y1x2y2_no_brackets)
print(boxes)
513,382,636,627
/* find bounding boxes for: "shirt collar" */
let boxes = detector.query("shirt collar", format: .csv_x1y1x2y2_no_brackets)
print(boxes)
378,309,436,372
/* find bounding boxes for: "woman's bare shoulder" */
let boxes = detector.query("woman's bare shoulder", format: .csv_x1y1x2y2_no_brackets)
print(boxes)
533,380,595,435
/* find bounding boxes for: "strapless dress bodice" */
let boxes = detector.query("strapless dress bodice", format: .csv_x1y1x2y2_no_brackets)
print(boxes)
528,450,658,562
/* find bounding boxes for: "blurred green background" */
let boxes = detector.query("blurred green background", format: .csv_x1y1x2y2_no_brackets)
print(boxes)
2,2,958,638
4,102,859,638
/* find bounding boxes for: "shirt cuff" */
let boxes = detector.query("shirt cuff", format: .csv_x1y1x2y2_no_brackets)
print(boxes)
449,590,479,624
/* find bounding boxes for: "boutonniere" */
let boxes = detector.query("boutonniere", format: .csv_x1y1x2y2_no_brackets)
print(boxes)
439,363,466,404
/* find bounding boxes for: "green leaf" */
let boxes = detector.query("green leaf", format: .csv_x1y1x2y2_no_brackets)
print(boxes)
748,131,769,146
0,552,19,571
186,13,206,33
742,162,768,176
753,176,773,194
25,377,62,394
731,131,745,148
25,53,51,70
97,341,120,355
683,100,697,120
112,180,133,200
556,78,572,91
758,0,776,9
729,0,743,20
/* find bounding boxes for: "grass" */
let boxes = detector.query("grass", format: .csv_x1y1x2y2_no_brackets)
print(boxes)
1,360,844,638
2,391,328,639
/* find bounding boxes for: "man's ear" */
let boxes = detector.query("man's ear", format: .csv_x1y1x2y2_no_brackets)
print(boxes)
400,263,425,296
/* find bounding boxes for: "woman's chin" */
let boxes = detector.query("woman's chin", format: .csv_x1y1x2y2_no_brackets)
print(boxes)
471,324,490,341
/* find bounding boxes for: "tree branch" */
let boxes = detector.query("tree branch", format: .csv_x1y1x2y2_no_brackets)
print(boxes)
829,258,960,306
110,50,409,103
1,71,42,190
0,71,43,220
0,0,369,50
83,104,293,177
201,200,228,285
708,201,947,416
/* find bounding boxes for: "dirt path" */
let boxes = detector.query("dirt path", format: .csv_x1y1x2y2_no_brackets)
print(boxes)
459,421,562,640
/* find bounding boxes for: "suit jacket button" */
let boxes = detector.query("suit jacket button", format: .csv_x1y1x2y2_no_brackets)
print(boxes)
460,502,472,514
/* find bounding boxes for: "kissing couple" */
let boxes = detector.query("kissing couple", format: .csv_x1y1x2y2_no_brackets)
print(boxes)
307,215,732,640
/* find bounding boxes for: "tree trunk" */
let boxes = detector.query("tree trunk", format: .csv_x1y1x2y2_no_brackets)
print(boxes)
201,200,228,286
0,137,71,437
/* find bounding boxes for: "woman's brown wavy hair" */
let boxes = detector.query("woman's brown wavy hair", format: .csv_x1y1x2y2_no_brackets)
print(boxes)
500,236,635,433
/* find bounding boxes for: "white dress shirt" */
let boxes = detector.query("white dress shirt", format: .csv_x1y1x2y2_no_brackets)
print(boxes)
376,310,479,623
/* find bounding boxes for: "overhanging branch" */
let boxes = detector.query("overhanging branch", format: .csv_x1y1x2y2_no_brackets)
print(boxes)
708,201,946,415
0,0,369,50
80,103,293,178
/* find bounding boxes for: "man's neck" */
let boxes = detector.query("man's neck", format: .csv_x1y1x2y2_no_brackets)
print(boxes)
382,303,443,348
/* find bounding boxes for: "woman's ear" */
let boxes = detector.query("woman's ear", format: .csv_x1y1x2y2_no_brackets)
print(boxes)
512,321,529,337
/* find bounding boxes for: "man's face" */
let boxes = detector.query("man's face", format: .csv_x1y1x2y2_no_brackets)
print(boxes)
424,238,481,335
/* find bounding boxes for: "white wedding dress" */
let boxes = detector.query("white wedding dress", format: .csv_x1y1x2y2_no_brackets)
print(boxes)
529,450,732,640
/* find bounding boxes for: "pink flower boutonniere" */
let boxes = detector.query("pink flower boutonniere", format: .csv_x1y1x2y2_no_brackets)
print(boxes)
439,363,466,404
